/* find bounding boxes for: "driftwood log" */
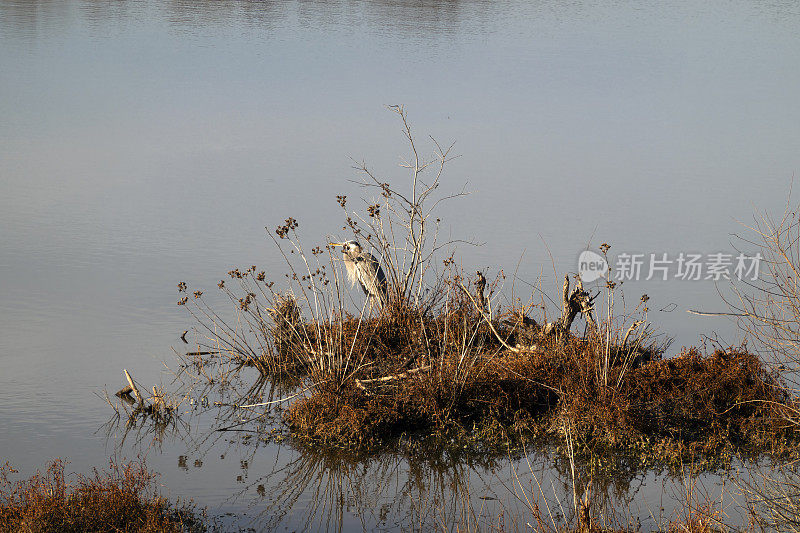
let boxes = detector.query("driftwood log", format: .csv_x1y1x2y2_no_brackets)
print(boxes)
151,386,165,410
114,384,137,406
474,271,487,312
355,365,431,391
558,275,596,332
116,370,167,411
123,369,144,405
543,275,597,338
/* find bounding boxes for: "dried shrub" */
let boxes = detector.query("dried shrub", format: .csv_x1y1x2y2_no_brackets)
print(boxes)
0,459,203,532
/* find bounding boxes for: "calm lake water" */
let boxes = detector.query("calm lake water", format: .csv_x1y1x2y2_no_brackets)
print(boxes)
2,0,799,529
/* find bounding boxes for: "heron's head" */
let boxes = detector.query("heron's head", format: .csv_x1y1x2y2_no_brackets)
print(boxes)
329,240,362,257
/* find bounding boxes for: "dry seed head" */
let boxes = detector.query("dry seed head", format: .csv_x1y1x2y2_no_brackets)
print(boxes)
275,217,298,239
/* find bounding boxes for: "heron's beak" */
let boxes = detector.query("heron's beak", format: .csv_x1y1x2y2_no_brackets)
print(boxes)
328,242,344,247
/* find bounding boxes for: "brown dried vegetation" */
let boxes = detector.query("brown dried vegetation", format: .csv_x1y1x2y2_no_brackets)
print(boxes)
283,300,792,463
168,108,798,470
0,459,203,532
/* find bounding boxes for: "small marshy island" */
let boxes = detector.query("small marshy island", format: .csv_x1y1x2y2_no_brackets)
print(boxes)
99,109,800,530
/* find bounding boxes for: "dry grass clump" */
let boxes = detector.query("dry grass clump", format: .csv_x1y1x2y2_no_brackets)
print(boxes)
0,459,203,533
285,303,791,462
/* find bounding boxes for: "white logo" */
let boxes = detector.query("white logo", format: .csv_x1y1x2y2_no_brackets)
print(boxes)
578,250,608,283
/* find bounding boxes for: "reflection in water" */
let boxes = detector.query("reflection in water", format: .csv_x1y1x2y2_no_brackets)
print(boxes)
10,0,795,42
101,365,742,531
1,0,501,40
242,447,509,531
161,0,287,32
1,0,68,39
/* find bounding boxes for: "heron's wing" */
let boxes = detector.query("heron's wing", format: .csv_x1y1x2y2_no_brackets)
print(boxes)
366,253,388,301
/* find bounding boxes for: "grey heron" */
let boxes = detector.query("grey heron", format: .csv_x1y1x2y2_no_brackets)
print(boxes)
329,240,388,308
